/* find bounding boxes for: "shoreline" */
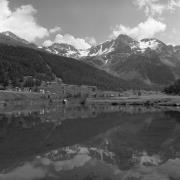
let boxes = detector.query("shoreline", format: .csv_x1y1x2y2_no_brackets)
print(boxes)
1,90,180,108
87,94,180,107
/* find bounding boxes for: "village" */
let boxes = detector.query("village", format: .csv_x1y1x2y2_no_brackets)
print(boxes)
38,78,122,100
1,76,170,107
0,76,124,102
0,75,164,104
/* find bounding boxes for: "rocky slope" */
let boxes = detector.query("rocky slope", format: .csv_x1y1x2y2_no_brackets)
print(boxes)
43,34,180,87
82,35,180,86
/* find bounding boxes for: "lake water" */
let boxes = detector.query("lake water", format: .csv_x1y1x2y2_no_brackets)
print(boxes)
0,103,180,180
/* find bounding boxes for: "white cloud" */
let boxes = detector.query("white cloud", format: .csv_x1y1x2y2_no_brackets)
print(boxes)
0,0,49,42
168,0,180,11
49,26,61,34
85,37,97,46
43,34,92,49
110,17,166,40
134,0,180,16
0,0,11,20
43,40,53,47
54,34,91,49
134,0,166,16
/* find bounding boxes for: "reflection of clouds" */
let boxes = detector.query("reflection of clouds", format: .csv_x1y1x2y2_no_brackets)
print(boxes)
120,158,180,180
40,146,92,171
159,158,180,179
0,163,46,180
53,154,91,171
44,145,114,163
2,146,180,180
133,151,161,166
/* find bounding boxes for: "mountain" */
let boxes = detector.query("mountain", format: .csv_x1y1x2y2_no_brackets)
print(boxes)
0,31,147,90
44,43,81,59
1,31,179,89
0,31,37,49
81,35,180,86
0,42,150,90
45,35,180,87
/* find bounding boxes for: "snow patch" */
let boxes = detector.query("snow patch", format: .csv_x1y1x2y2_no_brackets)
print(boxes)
89,42,115,57
79,49,90,57
139,40,159,52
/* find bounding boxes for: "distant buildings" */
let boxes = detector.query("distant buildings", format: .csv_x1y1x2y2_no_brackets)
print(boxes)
6,76,122,99
96,91,121,98
39,80,98,99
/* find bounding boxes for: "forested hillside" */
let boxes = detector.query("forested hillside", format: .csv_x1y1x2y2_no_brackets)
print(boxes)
164,79,180,95
0,44,53,87
0,44,153,90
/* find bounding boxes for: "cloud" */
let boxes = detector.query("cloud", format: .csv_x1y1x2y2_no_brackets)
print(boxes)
0,0,49,42
49,26,61,34
110,17,166,40
168,0,180,11
43,40,53,47
43,34,93,50
134,0,180,16
134,0,166,16
85,37,97,46
54,34,91,49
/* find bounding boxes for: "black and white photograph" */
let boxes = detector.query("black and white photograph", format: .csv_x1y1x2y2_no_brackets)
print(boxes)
0,0,180,179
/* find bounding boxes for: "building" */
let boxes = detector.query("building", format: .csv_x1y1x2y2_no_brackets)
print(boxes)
39,80,98,99
96,90,121,98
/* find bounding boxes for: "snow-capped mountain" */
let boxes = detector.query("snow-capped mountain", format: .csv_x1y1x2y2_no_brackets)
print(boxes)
87,34,138,57
42,34,180,86
43,43,91,59
1,31,180,87
44,43,80,58
43,35,168,60
82,35,180,86
87,40,115,57
0,31,37,48
87,36,168,58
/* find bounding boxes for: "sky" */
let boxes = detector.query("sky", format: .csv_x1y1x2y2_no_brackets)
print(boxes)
0,0,180,49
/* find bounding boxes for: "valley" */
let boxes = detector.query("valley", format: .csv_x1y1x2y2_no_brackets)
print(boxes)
1,1,180,179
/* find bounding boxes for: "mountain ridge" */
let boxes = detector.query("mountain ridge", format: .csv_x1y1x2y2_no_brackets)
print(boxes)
0,31,180,89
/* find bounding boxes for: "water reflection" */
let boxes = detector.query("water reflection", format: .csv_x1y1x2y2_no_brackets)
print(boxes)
1,104,180,179
1,145,180,180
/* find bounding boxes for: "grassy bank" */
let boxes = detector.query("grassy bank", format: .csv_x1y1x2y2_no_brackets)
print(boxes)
87,94,180,107
0,90,45,103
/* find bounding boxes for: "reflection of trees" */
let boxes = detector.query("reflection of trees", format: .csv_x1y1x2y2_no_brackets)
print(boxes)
138,113,176,155
0,107,128,170
165,111,180,123
1,107,180,171
83,111,180,170
0,112,41,133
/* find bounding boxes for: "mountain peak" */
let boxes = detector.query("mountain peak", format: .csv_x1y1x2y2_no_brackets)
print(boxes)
116,34,136,44
0,31,37,49
44,42,81,58
1,31,29,44
2,31,18,38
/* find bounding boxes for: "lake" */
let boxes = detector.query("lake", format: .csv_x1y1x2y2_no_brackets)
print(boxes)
0,103,180,180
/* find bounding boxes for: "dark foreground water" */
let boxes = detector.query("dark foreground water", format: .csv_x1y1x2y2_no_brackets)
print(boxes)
0,103,180,180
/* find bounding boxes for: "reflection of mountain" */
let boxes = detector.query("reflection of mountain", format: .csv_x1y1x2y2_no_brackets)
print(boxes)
0,104,133,170
2,143,180,180
1,106,180,173
83,112,180,170
138,113,176,155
